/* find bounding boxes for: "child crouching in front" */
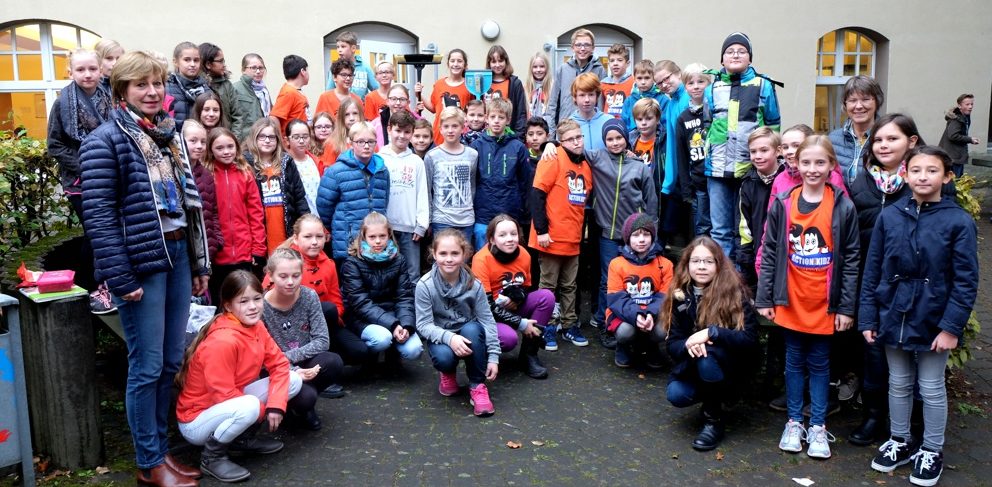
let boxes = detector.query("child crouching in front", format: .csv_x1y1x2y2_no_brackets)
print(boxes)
416,229,501,417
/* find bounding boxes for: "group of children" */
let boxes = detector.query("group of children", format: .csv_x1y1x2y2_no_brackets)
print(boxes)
54,28,977,487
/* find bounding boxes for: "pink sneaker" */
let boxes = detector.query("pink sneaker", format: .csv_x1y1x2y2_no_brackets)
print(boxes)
469,384,495,417
438,372,459,396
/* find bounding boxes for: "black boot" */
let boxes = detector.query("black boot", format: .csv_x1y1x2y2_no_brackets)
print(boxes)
201,436,251,483
692,403,725,451
518,336,548,379
229,423,284,455
850,389,889,446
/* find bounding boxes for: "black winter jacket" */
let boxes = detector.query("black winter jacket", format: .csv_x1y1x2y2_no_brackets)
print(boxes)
339,252,415,335
80,110,210,296
938,108,972,166
166,72,212,130
245,152,309,237
666,288,759,381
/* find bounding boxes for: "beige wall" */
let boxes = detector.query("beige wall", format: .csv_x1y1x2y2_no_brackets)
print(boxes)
4,0,990,146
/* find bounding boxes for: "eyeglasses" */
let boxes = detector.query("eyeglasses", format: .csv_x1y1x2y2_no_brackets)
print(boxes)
560,134,584,145
247,65,266,72
352,139,376,147
338,72,355,79
388,97,409,103
211,58,226,65
289,134,310,142
377,70,394,75
689,258,716,265
313,124,334,130
845,96,875,107
723,49,748,58
573,42,593,49
256,134,278,142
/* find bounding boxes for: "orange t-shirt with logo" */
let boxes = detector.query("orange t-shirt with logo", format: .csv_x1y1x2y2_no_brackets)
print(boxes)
271,83,310,135
260,165,287,255
605,252,674,323
315,91,363,118
774,187,836,335
634,137,655,165
528,151,592,256
472,245,533,298
485,79,509,103
364,89,387,121
602,77,634,118
430,78,473,145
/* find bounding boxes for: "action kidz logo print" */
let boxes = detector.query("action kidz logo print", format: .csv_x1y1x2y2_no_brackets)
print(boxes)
605,89,626,116
788,223,832,269
624,275,656,305
441,92,463,109
565,170,588,205
498,271,526,290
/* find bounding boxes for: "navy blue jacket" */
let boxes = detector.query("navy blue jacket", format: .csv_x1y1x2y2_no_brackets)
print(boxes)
166,72,212,130
666,288,759,381
339,251,415,335
858,196,978,351
316,149,390,259
470,129,530,223
80,111,210,296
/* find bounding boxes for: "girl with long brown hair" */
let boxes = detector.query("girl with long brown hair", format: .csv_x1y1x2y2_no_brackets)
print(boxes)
662,236,758,452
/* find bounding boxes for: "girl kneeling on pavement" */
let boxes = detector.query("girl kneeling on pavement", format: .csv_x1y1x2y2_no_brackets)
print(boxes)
861,146,978,486
471,214,554,379
416,229,501,416
662,236,758,451
176,271,303,482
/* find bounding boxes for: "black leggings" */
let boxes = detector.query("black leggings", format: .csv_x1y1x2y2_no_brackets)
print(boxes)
321,302,371,365
288,351,344,414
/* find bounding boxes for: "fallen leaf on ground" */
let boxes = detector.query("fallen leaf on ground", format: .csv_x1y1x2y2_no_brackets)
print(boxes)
671,453,679,459
531,440,545,446
638,374,646,379
874,480,886,485
95,466,110,474
715,451,724,461
791,478,814,487
506,441,522,449
43,470,68,481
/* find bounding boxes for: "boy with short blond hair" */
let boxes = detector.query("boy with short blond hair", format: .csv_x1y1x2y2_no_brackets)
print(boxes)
674,64,713,236
530,118,593,349
544,28,607,137
601,44,634,118
469,98,530,249
326,30,378,99
737,126,783,287
628,98,665,217
621,59,667,132
424,107,478,242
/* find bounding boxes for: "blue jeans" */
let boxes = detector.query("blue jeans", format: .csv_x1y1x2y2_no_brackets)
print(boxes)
952,163,964,179
707,176,741,259
431,223,473,245
114,239,192,469
595,237,623,325
393,231,421,282
784,329,831,426
887,347,949,451
472,222,489,252
666,355,728,407
693,188,712,236
426,321,488,385
360,324,424,360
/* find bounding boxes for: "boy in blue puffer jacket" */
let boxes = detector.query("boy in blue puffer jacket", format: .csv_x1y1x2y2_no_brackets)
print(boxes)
470,98,531,250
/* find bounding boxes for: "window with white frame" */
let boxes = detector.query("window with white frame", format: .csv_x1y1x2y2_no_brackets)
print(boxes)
0,21,101,138
814,29,877,133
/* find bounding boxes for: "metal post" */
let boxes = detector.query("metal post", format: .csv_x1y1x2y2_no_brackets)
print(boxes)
0,293,36,486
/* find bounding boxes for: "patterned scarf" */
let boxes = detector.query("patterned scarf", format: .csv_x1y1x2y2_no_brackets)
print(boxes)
172,72,209,103
252,80,273,116
360,240,398,262
867,162,907,195
59,82,112,142
117,103,201,214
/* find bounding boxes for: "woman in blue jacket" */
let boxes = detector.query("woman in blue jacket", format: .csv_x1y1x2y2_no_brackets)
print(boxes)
859,146,977,485
316,122,390,265
80,51,209,486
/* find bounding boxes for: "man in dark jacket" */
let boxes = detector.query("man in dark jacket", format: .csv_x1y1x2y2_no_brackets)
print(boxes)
938,93,979,178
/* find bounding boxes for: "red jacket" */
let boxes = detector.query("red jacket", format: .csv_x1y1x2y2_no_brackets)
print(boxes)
263,243,345,325
176,313,291,423
213,163,266,265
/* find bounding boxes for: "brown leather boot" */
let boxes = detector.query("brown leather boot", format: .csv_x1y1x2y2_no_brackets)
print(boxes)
135,463,198,487
165,453,203,479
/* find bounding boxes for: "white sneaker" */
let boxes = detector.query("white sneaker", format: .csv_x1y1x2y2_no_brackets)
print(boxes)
806,424,836,459
778,420,805,453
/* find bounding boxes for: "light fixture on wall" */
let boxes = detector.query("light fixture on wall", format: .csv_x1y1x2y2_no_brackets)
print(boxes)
480,20,500,41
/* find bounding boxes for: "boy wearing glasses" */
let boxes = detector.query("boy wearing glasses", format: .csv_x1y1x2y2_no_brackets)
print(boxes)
544,28,607,138
325,31,378,99
704,32,781,261
530,119,593,350
316,58,365,117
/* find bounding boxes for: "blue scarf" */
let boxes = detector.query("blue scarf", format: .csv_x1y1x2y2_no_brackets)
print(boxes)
360,240,398,262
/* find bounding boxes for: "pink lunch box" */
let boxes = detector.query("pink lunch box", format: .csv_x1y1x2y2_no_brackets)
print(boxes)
37,270,75,293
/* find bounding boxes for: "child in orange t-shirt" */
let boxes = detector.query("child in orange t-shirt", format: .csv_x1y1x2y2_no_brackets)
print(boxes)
271,55,310,134
606,213,673,368
601,44,634,118
315,58,364,118
472,214,555,379
416,49,473,146
529,119,592,350
756,136,859,460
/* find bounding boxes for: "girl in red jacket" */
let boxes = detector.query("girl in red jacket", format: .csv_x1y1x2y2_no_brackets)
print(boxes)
176,270,302,482
206,127,266,304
